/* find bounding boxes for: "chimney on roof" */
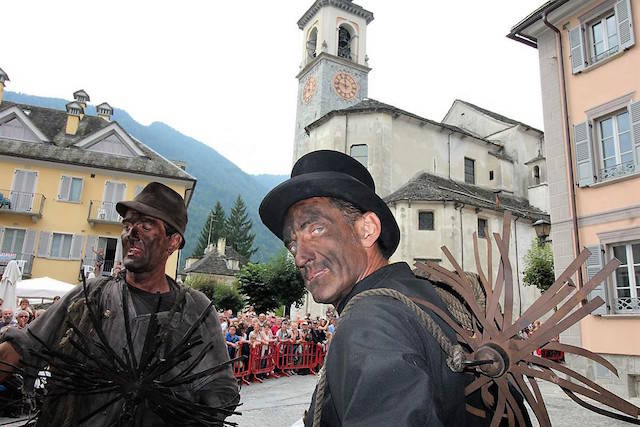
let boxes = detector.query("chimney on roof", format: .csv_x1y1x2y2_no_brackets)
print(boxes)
96,102,113,122
0,67,9,105
217,237,226,256
493,189,502,209
65,101,83,135
73,89,90,111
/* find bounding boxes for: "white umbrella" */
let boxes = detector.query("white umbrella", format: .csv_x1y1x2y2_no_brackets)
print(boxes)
0,260,21,312
16,276,75,300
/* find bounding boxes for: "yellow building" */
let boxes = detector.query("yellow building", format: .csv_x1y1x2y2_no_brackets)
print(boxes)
510,0,639,398
0,70,196,285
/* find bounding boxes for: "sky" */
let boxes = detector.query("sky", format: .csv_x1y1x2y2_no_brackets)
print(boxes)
2,1,544,175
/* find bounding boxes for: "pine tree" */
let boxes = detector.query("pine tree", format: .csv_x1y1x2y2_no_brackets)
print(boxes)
191,201,227,257
226,195,256,260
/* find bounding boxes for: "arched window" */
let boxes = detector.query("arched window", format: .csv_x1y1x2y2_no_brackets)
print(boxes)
338,26,352,60
350,144,367,168
306,28,318,63
533,165,540,185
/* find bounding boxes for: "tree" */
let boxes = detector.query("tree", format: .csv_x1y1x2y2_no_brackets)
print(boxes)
237,250,305,315
192,202,227,257
185,274,244,314
226,195,256,260
523,239,555,293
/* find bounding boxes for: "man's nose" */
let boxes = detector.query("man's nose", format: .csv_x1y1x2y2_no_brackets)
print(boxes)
294,240,313,268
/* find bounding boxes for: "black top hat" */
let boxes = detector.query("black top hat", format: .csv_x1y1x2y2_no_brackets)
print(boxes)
259,150,400,258
116,182,188,248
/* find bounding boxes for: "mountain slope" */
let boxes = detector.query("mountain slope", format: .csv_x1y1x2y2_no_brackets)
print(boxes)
4,91,284,264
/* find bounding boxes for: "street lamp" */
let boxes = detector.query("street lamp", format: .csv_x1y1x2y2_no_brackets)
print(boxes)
533,219,551,245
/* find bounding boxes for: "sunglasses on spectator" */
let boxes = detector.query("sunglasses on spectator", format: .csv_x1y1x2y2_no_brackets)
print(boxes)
18,315,29,318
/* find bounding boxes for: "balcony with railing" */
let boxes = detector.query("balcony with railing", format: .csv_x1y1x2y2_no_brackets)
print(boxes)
613,297,640,314
0,253,35,278
87,200,122,226
0,189,45,221
599,160,637,182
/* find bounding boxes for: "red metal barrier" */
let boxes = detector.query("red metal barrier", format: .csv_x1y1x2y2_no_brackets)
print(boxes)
248,342,279,383
228,344,251,385
276,341,296,376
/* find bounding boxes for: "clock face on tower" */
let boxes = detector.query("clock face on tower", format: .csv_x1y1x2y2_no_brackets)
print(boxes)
333,72,358,100
302,76,317,104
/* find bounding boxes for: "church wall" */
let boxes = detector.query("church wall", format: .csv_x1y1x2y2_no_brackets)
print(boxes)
443,102,511,138
391,199,541,316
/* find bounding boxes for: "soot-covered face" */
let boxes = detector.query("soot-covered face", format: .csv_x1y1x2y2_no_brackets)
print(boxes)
283,197,367,306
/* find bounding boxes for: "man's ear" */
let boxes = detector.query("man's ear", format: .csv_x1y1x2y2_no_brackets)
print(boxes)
168,233,182,254
357,212,382,249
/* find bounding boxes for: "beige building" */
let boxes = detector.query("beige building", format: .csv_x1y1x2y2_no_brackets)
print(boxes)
292,1,550,318
510,0,640,397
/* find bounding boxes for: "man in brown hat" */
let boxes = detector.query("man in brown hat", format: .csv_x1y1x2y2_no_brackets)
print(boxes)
260,150,467,426
0,182,239,425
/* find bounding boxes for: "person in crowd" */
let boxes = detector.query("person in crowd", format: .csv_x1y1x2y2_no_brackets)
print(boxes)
111,261,123,276
225,325,241,359
257,313,267,327
92,246,105,275
52,296,60,303
271,318,281,336
1,309,15,329
0,298,3,309
310,320,326,346
219,314,229,334
14,311,29,329
18,299,34,323
259,150,467,425
298,321,312,343
34,309,46,320
276,320,293,341
0,182,239,425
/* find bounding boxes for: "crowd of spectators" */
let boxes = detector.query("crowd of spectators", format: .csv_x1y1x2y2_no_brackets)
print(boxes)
219,306,338,376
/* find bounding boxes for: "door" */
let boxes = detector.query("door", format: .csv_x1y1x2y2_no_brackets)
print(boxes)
10,170,37,212
101,181,126,222
97,236,118,276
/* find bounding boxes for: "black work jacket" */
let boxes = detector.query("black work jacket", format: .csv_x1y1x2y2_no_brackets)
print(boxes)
305,262,467,426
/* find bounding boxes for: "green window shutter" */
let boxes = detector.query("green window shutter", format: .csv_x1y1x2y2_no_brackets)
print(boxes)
569,25,585,74
37,231,51,258
629,100,640,170
616,0,635,50
573,121,595,186
586,245,608,315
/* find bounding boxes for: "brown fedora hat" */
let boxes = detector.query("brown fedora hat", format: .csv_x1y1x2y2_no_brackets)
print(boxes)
259,150,400,258
116,182,187,248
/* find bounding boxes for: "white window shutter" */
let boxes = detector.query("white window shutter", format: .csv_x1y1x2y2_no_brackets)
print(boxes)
37,231,51,258
22,229,37,256
569,25,585,74
69,234,84,260
573,121,595,186
84,235,98,265
616,0,635,50
586,245,608,315
58,176,71,201
630,100,640,169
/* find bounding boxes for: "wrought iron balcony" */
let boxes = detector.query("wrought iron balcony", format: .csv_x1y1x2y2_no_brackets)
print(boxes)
599,161,636,181
0,253,35,278
87,200,122,226
614,297,640,314
0,189,45,221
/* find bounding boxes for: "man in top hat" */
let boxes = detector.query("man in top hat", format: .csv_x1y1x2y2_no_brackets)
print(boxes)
0,182,239,425
260,150,467,426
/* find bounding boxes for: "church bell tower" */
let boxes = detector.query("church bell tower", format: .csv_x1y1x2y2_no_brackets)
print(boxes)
293,0,374,161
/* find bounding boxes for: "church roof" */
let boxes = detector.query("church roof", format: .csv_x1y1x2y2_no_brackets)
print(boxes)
384,172,548,221
305,98,501,148
298,0,374,29
182,246,247,276
450,99,543,135
0,101,195,184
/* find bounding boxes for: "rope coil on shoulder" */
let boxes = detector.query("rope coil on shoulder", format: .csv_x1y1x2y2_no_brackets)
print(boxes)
312,288,465,427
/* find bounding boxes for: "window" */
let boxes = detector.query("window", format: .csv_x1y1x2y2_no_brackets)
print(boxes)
50,233,73,259
573,99,640,186
58,176,83,202
338,26,352,60
306,27,318,62
533,166,540,184
464,158,475,184
350,145,368,168
489,170,494,181
1,228,25,253
612,243,640,312
418,212,434,231
598,110,633,178
478,218,488,238
569,0,634,73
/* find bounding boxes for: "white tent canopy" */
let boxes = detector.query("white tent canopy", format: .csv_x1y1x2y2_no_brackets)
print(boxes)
16,277,76,300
